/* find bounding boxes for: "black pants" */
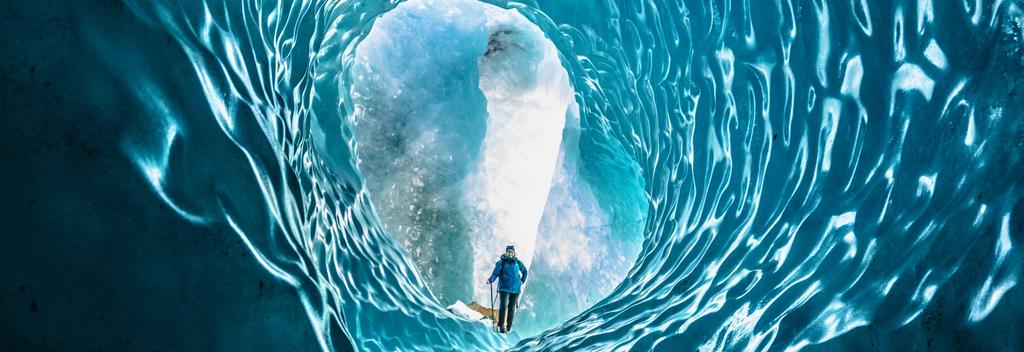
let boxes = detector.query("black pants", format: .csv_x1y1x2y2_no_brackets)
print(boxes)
497,291,520,331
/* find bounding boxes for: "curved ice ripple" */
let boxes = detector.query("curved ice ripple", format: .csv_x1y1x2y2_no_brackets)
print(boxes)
113,0,1024,350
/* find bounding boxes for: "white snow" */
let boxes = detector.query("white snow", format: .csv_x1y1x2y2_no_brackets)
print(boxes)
446,300,488,323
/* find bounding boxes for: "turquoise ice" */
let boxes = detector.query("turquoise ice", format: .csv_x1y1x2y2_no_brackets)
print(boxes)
103,0,1024,350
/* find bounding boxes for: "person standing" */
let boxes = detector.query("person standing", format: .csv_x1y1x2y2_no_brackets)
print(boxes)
487,245,528,333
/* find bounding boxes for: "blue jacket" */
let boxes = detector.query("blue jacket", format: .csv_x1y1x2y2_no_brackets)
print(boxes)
488,255,527,294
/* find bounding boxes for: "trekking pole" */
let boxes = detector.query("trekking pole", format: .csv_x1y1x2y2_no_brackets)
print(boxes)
489,281,497,332
517,284,524,310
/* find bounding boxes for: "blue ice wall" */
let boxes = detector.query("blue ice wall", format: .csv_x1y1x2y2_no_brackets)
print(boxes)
2,0,1023,351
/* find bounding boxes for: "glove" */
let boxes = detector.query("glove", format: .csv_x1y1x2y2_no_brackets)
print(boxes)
486,278,493,284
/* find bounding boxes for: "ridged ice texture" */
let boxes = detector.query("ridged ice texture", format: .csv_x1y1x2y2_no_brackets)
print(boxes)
116,0,1024,350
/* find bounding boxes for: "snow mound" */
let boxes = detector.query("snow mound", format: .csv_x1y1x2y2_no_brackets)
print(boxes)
446,300,486,322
